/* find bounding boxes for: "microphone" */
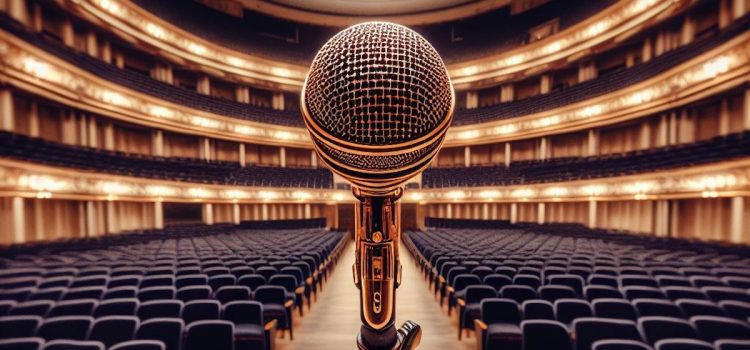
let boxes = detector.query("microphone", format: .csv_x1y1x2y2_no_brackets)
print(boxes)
302,22,454,349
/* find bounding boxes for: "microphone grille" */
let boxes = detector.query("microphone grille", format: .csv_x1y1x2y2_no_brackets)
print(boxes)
304,22,453,146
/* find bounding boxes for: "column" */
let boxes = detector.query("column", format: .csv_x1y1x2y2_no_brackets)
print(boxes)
537,203,545,224
639,122,651,150
152,130,164,156
114,53,125,69
279,147,286,167
239,143,246,167
106,201,117,234
745,87,750,130
654,31,665,56
12,197,25,244
87,116,98,147
625,52,636,68
78,114,88,147
28,101,39,137
85,32,98,57
733,0,748,18
500,84,514,102
668,200,679,238
61,19,74,47
104,123,115,150
304,204,311,219
719,98,731,135
681,16,695,45
540,75,552,94
235,86,250,103
504,142,511,166
719,0,731,28
86,201,97,237
261,204,269,220
311,151,318,168
61,111,77,145
446,204,453,219
7,0,30,26
203,203,214,225
730,197,744,243
232,203,240,225
197,76,210,95
657,114,669,146
272,92,285,110
0,88,14,131
482,203,489,220
539,137,549,160
510,203,518,224
464,146,471,167
642,38,653,63
588,200,597,228
154,201,163,229
200,138,212,161
668,112,678,145
100,41,112,64
31,3,42,32
466,91,478,109
587,129,599,156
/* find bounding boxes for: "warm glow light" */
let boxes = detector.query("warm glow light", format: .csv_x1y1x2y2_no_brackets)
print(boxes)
258,191,279,200
624,181,655,194
145,23,167,39
292,191,312,200
187,43,207,55
493,124,518,135
191,116,220,129
582,184,606,196
146,185,176,197
22,57,49,77
35,191,52,199
511,188,534,199
20,175,69,192
149,106,173,118
96,0,124,15
446,190,466,200
504,55,524,66
331,192,346,201
227,57,245,67
101,91,130,107
98,181,132,195
457,130,481,140
409,192,424,201
702,56,732,78
544,187,568,198
224,189,250,199
274,131,295,140
188,187,212,198
479,190,501,199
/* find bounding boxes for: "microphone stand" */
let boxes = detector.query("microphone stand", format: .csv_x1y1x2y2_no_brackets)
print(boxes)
352,187,421,350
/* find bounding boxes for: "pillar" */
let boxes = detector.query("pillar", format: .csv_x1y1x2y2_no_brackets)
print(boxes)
500,84,514,103
152,130,164,156
61,111,77,145
482,203,489,220
642,38,653,63
0,88,14,131
154,201,163,229
744,88,750,130
539,137,549,160
106,201,117,234
203,203,214,225
540,75,552,94
261,204,269,220
668,112,678,145
657,114,669,146
235,86,250,103
87,116,98,147
668,200,679,238
239,143,246,167
85,32,98,57
654,31,665,56
6,0,30,26
232,203,241,225
31,3,42,32
733,0,748,18
100,41,112,64
719,0,731,28
86,201,97,237
639,122,651,150
61,19,74,47
719,98,731,135
464,146,471,167
114,53,125,69
504,142,511,166
279,147,286,167
587,129,598,156
537,203,545,224
681,16,695,45
200,137,212,161
625,52,636,68
197,76,210,95
12,197,25,243
510,203,518,224
446,204,453,219
272,92,285,110
78,114,88,147
311,151,318,168
730,197,744,243
304,204,311,219
466,91,478,109
28,101,39,137
588,200,597,228
104,123,115,150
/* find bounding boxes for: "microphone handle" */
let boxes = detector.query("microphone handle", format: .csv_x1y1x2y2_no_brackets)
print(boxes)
352,189,421,350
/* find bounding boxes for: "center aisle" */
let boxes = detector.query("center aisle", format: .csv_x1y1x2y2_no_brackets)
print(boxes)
278,238,474,350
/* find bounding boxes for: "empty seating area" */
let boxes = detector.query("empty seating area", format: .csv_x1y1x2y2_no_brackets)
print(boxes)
451,14,749,125
0,131,333,188
0,221,348,350
422,131,750,188
404,222,750,350
0,16,303,127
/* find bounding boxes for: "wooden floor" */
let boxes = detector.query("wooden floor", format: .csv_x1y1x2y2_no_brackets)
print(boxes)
277,241,475,350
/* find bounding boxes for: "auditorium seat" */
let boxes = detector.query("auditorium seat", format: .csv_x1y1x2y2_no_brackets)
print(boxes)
37,316,93,341
42,340,104,350
654,339,714,350
521,320,571,350
0,315,42,338
184,320,234,350
475,298,521,350
87,316,139,348
0,337,44,350
637,316,700,344
135,318,184,350
592,340,653,350
222,301,267,350
109,340,165,350
572,318,644,350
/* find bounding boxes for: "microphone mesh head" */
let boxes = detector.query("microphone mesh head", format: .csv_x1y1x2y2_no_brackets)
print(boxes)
303,22,453,146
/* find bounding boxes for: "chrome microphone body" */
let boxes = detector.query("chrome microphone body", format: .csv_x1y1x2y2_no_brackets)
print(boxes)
302,22,454,350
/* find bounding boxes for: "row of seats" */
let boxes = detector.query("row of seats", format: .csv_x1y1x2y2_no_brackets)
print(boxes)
0,222,348,350
0,131,333,188
402,222,750,350
422,131,750,188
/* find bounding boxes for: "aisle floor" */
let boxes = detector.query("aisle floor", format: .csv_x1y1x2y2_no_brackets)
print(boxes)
277,240,474,350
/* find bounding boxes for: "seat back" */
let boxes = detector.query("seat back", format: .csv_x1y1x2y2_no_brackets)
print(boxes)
481,298,520,324
222,301,263,325
38,316,94,341
182,300,221,324
184,320,234,350
521,320,571,350
638,316,699,344
573,318,643,350
88,316,139,348
690,315,750,342
522,300,555,320
554,299,592,325
0,315,42,338
136,318,184,350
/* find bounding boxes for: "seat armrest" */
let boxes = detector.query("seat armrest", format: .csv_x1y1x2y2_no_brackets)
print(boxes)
284,300,294,308
474,319,487,350
264,319,278,350
457,298,465,307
